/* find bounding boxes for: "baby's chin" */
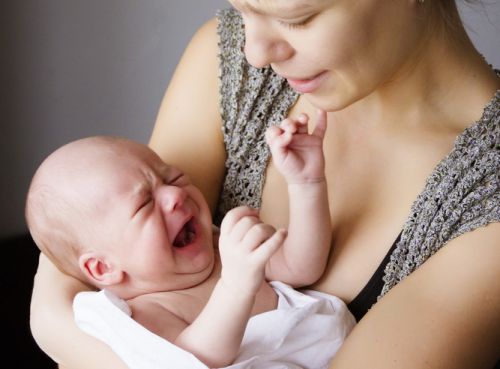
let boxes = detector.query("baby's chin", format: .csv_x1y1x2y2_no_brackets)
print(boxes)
171,255,217,292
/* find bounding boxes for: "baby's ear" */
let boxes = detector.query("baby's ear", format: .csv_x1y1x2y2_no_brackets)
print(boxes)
79,252,124,287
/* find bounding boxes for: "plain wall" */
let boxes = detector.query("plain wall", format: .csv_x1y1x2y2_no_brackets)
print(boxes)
1,1,499,238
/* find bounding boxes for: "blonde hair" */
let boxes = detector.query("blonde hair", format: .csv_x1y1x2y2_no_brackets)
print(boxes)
426,0,482,37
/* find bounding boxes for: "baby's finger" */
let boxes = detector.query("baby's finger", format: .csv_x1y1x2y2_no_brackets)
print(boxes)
312,110,327,139
265,126,283,146
295,113,309,134
241,223,277,251
230,214,264,242
280,118,299,134
220,206,259,236
254,229,287,264
297,113,309,124
266,127,293,152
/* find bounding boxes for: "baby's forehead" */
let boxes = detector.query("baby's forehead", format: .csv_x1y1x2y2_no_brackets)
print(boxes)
58,138,180,186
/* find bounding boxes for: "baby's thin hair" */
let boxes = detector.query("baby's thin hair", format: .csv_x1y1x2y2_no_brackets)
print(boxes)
25,135,141,284
25,175,87,281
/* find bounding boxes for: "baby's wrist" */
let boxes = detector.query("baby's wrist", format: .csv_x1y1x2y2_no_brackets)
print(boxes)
218,275,259,301
287,177,326,189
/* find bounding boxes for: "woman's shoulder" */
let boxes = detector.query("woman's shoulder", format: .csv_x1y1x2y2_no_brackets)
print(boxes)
346,221,500,369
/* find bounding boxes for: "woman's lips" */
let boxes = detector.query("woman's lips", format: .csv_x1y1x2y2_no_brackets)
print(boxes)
285,71,328,94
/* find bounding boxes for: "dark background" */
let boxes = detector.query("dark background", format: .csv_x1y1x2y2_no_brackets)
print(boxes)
3,234,55,368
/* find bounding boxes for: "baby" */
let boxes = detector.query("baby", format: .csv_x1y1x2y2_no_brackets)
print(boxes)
26,112,355,369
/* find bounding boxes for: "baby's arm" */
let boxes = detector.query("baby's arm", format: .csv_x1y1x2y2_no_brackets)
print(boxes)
143,207,285,368
264,110,331,287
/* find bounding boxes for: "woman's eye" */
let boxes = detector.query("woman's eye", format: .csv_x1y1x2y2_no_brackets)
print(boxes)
279,21,306,29
278,15,313,29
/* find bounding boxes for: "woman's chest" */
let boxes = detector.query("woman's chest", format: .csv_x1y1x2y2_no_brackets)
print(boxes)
259,112,457,302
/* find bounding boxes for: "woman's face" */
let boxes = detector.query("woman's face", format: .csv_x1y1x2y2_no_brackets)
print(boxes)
229,0,426,111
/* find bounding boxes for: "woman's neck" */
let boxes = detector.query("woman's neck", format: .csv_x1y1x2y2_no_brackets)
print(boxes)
343,23,499,133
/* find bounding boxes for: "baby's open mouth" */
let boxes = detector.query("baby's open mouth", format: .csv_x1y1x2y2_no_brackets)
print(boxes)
173,218,196,248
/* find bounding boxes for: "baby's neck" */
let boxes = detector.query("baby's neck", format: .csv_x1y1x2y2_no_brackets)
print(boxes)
125,256,222,325
126,254,278,326
168,254,222,299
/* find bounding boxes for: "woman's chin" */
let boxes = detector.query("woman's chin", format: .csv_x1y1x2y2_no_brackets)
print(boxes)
305,87,360,113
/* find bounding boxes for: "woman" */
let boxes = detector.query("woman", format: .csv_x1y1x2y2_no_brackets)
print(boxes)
30,1,499,368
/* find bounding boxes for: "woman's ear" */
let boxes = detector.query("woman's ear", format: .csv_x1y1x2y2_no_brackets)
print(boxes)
78,252,124,287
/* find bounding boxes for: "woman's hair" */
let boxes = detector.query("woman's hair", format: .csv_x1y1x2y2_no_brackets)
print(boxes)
428,0,482,36
409,0,488,53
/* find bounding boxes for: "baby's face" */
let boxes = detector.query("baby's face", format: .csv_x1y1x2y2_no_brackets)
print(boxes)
79,140,215,292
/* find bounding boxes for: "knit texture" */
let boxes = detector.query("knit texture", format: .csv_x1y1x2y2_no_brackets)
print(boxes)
216,8,299,224
216,8,500,298
381,88,500,297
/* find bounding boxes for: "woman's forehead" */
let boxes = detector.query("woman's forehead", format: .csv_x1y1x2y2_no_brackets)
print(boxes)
230,0,321,15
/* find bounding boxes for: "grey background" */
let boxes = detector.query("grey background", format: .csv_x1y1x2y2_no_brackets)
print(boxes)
1,1,499,238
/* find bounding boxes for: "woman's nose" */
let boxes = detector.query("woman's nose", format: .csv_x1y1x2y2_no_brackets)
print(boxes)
155,185,187,213
243,20,293,68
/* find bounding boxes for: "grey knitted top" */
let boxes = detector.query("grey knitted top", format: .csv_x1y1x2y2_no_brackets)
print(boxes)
216,9,500,299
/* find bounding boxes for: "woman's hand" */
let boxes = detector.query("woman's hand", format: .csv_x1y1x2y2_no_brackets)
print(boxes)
31,254,129,369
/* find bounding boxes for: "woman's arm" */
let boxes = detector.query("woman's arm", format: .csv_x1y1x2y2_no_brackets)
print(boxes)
30,17,225,368
31,254,129,369
148,17,225,212
329,222,500,369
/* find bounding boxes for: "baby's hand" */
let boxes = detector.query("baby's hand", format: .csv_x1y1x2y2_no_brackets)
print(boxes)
265,110,327,184
218,206,286,295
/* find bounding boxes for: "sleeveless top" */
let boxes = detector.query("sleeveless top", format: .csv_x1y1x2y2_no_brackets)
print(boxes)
215,9,500,314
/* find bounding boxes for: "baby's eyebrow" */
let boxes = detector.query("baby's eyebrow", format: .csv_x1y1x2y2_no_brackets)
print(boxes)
131,182,150,199
131,170,156,198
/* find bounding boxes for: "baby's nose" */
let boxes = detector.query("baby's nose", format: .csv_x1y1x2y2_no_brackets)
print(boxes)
155,185,187,212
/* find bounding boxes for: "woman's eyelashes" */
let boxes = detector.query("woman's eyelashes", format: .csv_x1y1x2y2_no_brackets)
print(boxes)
277,14,316,29
238,8,316,30
278,19,308,29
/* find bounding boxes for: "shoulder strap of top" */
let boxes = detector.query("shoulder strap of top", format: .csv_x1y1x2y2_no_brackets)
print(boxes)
381,89,500,297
